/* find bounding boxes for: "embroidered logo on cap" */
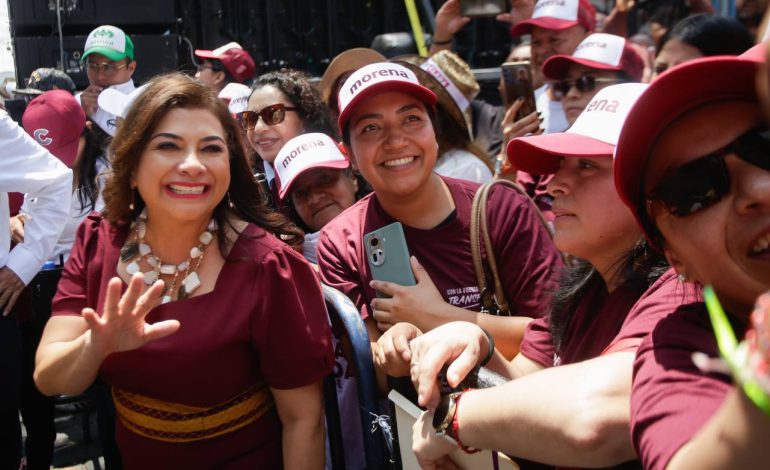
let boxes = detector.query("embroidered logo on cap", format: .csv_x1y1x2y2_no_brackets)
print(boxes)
533,0,578,20
33,128,52,146
573,33,625,67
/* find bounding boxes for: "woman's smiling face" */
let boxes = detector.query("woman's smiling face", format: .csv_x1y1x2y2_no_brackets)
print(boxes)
347,91,437,201
647,100,770,315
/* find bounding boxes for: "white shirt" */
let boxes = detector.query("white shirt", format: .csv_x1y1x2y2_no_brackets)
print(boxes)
433,148,493,184
0,111,72,284
76,79,136,136
21,157,108,263
535,84,569,134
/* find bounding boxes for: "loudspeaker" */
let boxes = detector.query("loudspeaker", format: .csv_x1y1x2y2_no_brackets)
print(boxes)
14,34,180,90
8,0,176,29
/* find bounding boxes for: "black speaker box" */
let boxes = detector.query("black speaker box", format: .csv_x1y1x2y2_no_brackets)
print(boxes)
14,34,180,90
8,0,177,30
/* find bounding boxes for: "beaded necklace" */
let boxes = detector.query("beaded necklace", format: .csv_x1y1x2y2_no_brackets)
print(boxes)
119,209,217,303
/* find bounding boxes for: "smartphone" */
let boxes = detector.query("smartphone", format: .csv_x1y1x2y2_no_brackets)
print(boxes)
364,222,416,298
459,0,507,17
501,60,538,120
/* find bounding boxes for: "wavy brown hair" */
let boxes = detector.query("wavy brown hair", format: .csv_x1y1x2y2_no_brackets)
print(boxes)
102,72,303,248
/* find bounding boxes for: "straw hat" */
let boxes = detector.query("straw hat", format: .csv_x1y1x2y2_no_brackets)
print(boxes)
393,50,480,140
318,48,386,106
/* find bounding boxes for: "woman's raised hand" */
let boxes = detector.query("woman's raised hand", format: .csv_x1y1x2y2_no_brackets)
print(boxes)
82,273,180,360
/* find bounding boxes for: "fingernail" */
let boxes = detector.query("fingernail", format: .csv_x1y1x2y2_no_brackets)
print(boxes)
516,97,524,103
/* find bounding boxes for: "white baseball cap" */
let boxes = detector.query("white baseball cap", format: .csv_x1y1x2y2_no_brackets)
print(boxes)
511,0,596,36
275,133,350,200
337,62,436,133
97,85,147,120
218,83,251,114
543,33,644,81
507,83,649,174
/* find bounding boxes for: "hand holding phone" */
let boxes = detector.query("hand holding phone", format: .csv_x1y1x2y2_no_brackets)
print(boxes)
459,0,508,17
501,60,537,119
364,222,416,298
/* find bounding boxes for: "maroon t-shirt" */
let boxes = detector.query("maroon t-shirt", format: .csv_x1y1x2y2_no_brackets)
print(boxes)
521,269,695,368
630,301,742,470
53,215,334,469
317,176,561,321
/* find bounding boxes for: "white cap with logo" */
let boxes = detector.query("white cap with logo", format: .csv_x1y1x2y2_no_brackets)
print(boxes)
337,62,437,133
275,133,351,200
507,83,649,174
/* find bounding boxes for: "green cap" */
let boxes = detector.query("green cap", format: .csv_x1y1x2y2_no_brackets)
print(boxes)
82,25,134,62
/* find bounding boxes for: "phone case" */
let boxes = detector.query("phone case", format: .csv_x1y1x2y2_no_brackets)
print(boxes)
364,222,416,298
459,0,507,17
501,61,537,119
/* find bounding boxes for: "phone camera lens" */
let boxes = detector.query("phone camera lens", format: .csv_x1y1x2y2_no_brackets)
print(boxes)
370,237,379,247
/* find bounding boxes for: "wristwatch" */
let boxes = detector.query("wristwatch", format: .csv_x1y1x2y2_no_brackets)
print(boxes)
432,392,462,439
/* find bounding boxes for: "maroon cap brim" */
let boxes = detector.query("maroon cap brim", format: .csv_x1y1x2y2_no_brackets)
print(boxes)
511,17,578,36
337,81,437,134
194,49,217,60
508,133,614,175
278,160,350,200
614,54,760,243
543,55,623,80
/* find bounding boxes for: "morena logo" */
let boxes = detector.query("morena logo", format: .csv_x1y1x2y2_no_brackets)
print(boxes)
280,139,326,169
349,69,410,95
585,99,620,113
421,63,450,89
33,129,53,146
576,41,608,52
535,0,567,11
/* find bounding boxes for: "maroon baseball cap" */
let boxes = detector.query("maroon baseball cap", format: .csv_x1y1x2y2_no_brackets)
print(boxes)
543,33,644,81
511,0,596,37
614,44,763,244
195,42,256,83
22,90,86,167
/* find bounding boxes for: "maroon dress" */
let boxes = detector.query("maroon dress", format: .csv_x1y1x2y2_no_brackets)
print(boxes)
52,215,334,469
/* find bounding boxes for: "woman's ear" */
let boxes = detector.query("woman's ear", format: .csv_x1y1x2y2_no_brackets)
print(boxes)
663,245,691,282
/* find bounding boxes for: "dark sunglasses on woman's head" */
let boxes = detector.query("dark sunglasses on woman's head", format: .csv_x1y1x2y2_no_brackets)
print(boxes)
552,76,623,98
238,104,298,131
647,128,770,217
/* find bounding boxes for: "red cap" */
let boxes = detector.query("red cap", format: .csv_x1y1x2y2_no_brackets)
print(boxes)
543,33,644,81
22,90,86,167
614,45,762,244
508,83,648,174
337,62,437,134
511,0,596,37
195,42,256,83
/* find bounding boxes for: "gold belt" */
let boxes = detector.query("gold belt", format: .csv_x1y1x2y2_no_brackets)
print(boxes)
112,383,274,443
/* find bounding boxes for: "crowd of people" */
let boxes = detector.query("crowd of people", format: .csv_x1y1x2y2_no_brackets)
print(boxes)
1,0,769,469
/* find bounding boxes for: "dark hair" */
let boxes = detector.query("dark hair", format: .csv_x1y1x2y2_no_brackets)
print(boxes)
103,72,303,249
251,69,337,139
657,13,754,56
73,125,106,213
435,109,493,172
549,239,669,353
205,59,237,85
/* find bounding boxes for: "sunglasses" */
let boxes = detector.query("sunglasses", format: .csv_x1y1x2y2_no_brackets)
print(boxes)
552,76,623,97
86,61,129,76
238,104,298,131
647,128,770,217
